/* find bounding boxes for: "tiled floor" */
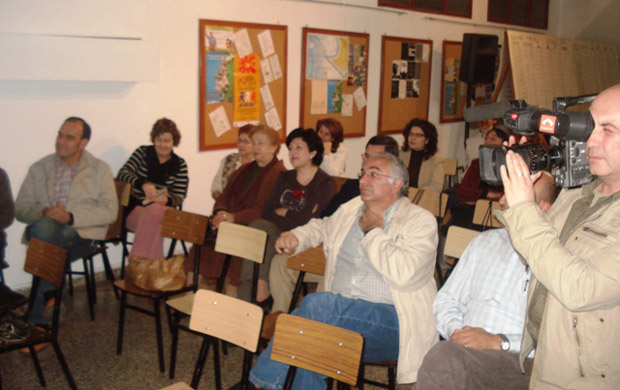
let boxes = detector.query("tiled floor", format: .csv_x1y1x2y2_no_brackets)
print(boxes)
1,274,412,389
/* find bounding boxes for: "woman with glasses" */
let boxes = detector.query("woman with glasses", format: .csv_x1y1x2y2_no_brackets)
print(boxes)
185,125,286,296
210,124,254,200
398,118,444,191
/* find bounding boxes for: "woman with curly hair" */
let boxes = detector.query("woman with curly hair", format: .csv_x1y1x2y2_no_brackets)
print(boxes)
316,118,348,176
398,118,444,192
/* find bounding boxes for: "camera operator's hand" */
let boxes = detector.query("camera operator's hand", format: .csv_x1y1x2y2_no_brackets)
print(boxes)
500,150,542,208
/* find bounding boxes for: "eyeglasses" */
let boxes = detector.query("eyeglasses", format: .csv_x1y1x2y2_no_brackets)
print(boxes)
409,133,425,138
358,170,396,181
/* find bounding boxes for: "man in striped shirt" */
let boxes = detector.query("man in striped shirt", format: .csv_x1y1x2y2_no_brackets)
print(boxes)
416,172,557,390
15,117,117,327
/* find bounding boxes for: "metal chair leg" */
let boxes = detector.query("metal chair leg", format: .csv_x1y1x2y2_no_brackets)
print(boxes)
169,310,180,379
117,290,126,355
191,337,212,389
82,257,95,320
29,348,46,386
52,339,77,390
154,299,165,373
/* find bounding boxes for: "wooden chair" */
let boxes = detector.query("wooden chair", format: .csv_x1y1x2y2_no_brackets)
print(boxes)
271,313,363,390
0,239,77,389
287,246,326,314
443,226,480,281
331,176,349,193
166,222,268,387
473,199,503,229
408,187,449,286
114,208,209,373
188,290,263,390
442,157,458,190
66,180,130,320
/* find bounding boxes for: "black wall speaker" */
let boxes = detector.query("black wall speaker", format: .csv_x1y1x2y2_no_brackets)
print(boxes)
459,34,499,84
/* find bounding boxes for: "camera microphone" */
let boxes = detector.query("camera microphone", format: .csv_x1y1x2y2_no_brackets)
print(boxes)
463,100,528,123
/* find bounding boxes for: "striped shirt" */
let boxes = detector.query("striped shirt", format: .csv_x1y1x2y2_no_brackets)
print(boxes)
331,197,405,304
117,145,188,207
434,228,530,353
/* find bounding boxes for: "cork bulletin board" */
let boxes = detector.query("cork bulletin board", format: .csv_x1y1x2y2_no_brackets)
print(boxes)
440,40,468,123
199,19,287,151
378,36,433,134
300,27,369,138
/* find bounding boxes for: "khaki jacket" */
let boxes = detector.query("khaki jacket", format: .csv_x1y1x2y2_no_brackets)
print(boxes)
398,151,444,192
500,179,620,389
15,151,117,241
290,197,439,384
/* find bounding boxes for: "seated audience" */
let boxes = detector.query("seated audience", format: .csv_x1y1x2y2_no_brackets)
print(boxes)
211,124,254,200
184,125,286,295
269,135,400,313
249,128,336,308
244,153,438,389
316,118,348,176
398,118,444,192
465,118,497,169
416,172,557,390
15,117,117,326
0,167,14,271
117,118,189,260
449,127,508,229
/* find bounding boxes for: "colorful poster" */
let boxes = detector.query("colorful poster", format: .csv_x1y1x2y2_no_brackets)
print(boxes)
347,44,367,86
206,52,234,104
306,33,349,80
233,54,261,126
327,80,342,113
205,26,235,52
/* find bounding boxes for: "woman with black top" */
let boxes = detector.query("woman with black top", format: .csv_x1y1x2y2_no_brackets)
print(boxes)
398,118,444,192
117,118,189,260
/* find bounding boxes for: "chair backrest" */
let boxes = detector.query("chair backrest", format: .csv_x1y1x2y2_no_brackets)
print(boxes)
161,208,210,246
189,290,263,352
331,176,349,193
473,199,503,228
286,246,326,276
215,222,268,264
444,226,480,259
271,314,363,386
408,187,449,218
442,158,458,189
24,238,67,288
104,180,131,240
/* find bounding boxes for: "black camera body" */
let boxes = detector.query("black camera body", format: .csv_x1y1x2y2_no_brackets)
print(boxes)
478,94,596,188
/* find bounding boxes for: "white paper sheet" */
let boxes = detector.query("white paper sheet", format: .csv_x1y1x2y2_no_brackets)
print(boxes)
353,87,367,110
260,84,275,111
208,106,231,137
257,30,275,58
260,58,273,84
265,107,282,131
310,80,328,114
233,29,253,59
341,94,353,117
269,54,283,80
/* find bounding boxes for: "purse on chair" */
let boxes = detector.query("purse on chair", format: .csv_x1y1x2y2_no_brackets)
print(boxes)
126,255,186,291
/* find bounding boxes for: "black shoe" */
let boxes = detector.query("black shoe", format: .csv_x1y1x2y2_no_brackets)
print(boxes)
256,295,273,314
228,380,259,390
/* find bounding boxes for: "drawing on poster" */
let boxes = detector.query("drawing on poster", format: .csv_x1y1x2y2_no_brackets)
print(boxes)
306,33,349,80
327,80,343,113
347,44,367,86
206,52,234,104
205,26,235,52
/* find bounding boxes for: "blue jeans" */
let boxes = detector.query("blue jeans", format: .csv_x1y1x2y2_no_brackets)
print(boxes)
25,217,94,325
250,292,400,390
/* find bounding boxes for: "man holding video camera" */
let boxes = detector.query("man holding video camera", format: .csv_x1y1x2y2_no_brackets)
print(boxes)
499,83,620,389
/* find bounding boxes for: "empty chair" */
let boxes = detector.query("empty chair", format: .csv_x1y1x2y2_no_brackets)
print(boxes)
187,290,263,390
114,208,209,373
0,238,76,389
442,226,480,281
271,313,363,389
473,199,503,229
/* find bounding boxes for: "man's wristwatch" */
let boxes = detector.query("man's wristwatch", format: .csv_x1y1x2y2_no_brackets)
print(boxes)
499,334,510,351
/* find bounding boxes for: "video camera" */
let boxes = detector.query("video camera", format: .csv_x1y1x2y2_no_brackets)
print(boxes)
466,94,597,188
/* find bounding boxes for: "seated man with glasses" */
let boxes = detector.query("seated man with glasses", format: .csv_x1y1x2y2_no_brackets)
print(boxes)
242,153,439,389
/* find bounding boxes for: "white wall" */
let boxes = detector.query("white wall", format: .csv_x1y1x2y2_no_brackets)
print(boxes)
0,0,565,289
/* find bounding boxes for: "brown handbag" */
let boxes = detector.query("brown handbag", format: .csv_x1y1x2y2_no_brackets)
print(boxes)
126,255,186,291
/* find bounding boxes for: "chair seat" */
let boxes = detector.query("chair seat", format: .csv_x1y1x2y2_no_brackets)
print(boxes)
367,359,397,367
113,279,181,298
0,326,51,353
165,292,195,315
160,381,193,390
